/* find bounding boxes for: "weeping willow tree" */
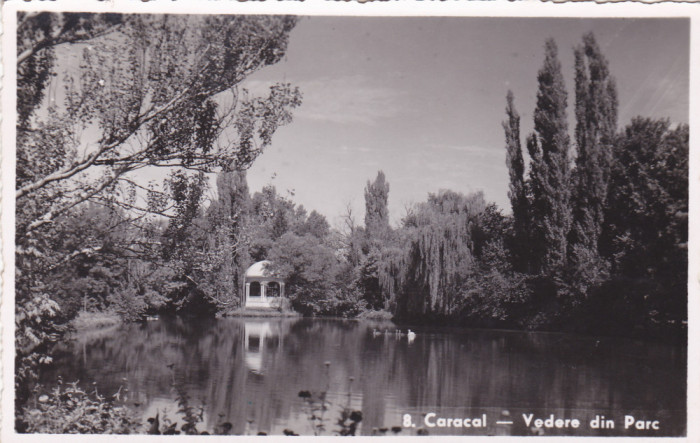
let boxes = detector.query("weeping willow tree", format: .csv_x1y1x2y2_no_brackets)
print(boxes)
395,191,486,320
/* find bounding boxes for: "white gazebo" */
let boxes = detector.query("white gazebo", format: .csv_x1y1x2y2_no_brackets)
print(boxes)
244,260,285,309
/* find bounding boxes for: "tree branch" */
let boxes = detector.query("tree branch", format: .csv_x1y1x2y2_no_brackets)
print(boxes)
47,246,103,271
24,166,131,234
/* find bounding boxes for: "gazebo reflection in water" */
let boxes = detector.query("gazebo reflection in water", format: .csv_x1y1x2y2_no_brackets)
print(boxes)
243,320,295,373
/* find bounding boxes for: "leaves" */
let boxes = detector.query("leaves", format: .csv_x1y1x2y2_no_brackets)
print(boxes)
15,13,301,411
18,382,140,434
529,38,571,275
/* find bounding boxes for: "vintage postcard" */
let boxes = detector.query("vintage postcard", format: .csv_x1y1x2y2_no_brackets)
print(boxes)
1,0,697,441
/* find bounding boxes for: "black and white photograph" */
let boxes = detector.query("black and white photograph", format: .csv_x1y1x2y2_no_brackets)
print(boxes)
1,1,696,440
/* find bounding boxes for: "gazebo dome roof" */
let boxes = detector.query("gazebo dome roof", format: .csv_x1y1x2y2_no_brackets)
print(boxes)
245,260,280,279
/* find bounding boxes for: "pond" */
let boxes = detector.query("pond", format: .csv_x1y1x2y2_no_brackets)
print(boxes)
40,317,686,436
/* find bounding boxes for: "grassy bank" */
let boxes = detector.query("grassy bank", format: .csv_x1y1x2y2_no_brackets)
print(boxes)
71,311,122,331
220,307,301,318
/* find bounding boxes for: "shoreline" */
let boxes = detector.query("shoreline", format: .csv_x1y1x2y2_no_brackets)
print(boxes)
70,311,122,331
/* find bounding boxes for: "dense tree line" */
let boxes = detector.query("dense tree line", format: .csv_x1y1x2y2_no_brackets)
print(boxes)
325,35,686,335
269,33,686,336
499,34,687,333
16,17,687,430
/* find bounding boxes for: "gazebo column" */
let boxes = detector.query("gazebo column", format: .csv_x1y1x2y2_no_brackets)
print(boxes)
280,282,285,297
245,283,250,303
261,282,267,299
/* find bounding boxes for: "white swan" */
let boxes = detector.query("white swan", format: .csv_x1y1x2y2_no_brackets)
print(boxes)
407,329,416,340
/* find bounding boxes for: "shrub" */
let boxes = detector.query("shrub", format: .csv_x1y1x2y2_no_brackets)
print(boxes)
71,311,121,330
18,381,141,434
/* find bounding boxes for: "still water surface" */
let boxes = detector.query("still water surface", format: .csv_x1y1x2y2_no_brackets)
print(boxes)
42,317,686,436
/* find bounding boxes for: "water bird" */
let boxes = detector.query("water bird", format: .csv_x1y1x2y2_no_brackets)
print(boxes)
407,329,416,339
372,328,382,337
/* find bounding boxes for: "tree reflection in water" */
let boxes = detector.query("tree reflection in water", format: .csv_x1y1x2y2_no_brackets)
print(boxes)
41,318,686,436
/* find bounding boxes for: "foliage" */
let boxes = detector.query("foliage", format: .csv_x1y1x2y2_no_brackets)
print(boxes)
70,311,121,331
18,381,140,434
354,171,399,309
570,32,618,255
336,407,363,436
396,190,486,320
503,90,529,273
13,22,689,434
364,170,391,240
200,172,252,307
527,38,571,275
298,389,331,435
15,293,64,410
497,33,687,335
267,232,346,316
601,118,688,324
17,14,301,239
565,33,619,303
461,266,530,326
15,12,301,412
17,12,124,127
296,366,363,436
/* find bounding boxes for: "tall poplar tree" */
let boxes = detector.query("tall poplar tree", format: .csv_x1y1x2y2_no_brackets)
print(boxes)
364,170,391,240
207,170,252,305
360,171,391,309
503,91,528,272
528,39,571,275
570,33,618,267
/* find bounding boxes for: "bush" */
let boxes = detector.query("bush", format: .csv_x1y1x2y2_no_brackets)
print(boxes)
357,309,393,321
71,311,121,330
18,381,141,434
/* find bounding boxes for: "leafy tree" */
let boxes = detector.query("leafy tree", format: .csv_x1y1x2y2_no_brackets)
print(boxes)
527,39,571,275
395,191,486,320
267,233,346,316
364,171,390,241
297,210,331,239
158,171,219,315
249,185,304,260
357,249,385,311
17,14,301,239
16,12,124,127
203,171,252,307
15,13,301,409
568,33,618,291
602,118,688,324
50,204,130,317
503,91,528,272
357,171,395,309
462,205,531,327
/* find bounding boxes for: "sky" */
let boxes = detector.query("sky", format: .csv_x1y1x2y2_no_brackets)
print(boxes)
237,16,689,228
